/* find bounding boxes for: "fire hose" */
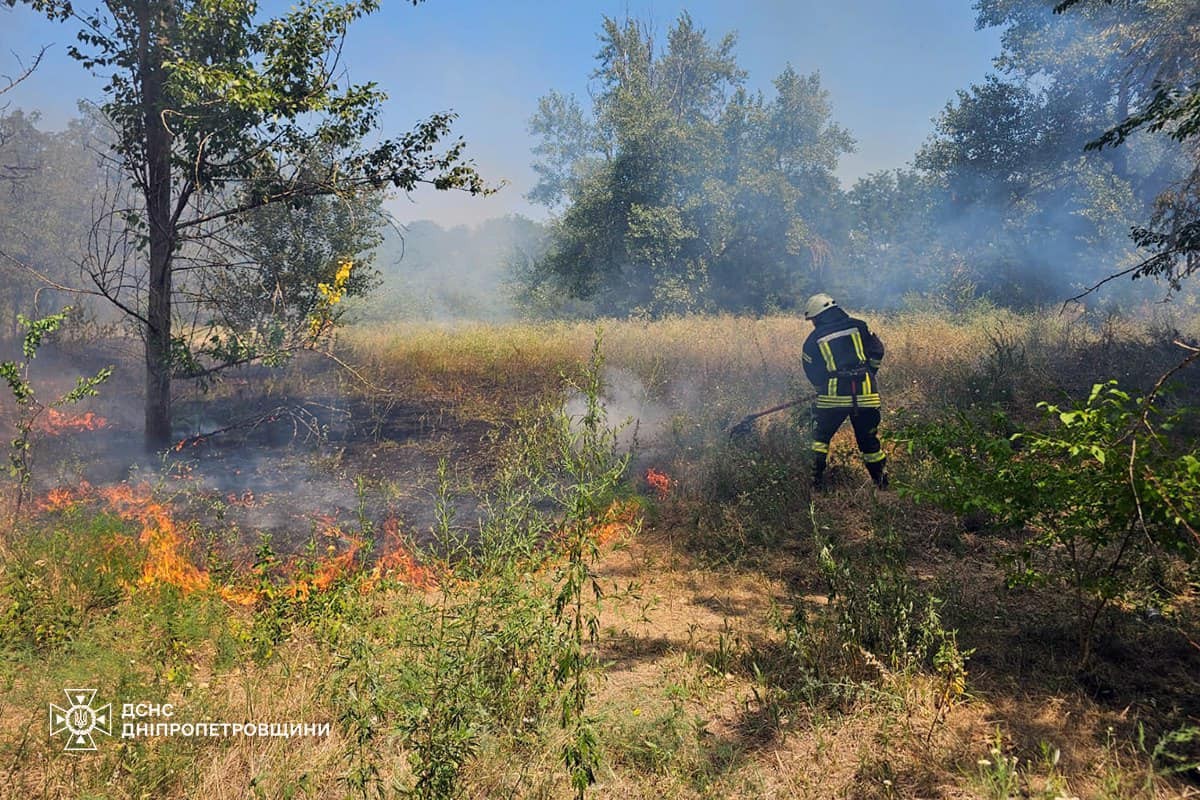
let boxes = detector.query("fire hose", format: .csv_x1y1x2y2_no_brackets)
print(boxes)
728,395,814,439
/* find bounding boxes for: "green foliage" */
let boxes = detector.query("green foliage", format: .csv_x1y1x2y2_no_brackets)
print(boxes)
192,186,385,374
1146,723,1200,778
894,407,1023,521
552,335,630,797
842,0,1197,309
519,3,1195,314
911,74,1155,307
16,0,488,446
974,729,1021,800
0,510,140,651
524,13,850,316
606,694,699,776
813,528,963,676
37,0,486,202
900,381,1200,662
987,0,1200,294
0,309,112,508
321,335,632,799
333,635,389,800
378,459,548,800
768,509,969,736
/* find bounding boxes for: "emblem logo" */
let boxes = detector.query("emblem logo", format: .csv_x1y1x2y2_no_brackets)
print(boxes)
49,688,112,752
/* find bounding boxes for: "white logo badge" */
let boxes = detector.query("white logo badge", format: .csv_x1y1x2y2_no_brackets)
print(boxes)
49,688,112,752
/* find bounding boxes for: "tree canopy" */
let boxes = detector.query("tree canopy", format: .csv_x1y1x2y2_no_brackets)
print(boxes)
1049,0,1200,292
521,7,1199,317
524,14,852,317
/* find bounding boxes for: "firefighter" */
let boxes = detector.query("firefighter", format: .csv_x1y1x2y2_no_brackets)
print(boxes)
801,293,888,489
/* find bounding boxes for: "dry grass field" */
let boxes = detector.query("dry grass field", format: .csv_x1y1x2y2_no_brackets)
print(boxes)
0,308,1198,799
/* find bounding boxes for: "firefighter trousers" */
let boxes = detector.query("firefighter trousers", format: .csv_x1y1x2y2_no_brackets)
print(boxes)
810,406,886,470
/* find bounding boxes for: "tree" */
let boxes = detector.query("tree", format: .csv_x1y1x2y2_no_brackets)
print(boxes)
525,13,851,316
892,0,1199,308
842,169,948,308
189,184,385,378
0,109,109,337
1051,0,1200,293
12,0,487,448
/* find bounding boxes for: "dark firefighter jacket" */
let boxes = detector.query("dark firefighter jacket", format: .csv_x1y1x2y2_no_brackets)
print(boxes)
801,307,885,409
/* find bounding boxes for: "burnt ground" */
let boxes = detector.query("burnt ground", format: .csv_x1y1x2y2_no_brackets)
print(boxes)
29,387,499,559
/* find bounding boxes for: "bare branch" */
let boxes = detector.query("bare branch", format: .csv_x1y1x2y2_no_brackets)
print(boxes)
0,46,47,96
0,247,97,296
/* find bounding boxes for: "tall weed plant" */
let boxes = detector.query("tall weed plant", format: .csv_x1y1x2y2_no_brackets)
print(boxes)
327,334,630,799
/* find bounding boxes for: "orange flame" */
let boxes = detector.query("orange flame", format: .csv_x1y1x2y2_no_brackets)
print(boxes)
36,482,255,606
96,484,256,605
32,481,596,607
36,481,94,511
645,468,674,500
554,499,641,548
365,518,436,591
592,499,641,545
285,520,365,601
35,408,108,434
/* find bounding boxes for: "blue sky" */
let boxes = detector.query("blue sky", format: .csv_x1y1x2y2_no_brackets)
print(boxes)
1,1,1003,227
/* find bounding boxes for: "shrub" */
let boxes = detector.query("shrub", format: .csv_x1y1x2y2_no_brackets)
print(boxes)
899,381,1200,664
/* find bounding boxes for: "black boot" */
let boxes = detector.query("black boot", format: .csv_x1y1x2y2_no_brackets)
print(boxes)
866,459,889,490
812,458,827,490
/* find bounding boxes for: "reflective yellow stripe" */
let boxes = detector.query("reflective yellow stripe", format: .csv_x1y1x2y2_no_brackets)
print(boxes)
863,372,872,394
863,451,887,464
828,378,837,395
818,340,836,371
802,352,812,363
811,441,829,454
850,330,866,362
816,394,881,408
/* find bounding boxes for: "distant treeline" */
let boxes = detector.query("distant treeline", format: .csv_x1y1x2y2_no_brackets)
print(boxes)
519,6,1198,316
4,3,1199,331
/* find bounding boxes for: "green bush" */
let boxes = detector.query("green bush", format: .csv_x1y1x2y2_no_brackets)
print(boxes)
899,381,1200,664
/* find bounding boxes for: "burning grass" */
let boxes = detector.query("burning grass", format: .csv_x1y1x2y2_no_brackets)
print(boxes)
33,481,435,608
33,408,109,434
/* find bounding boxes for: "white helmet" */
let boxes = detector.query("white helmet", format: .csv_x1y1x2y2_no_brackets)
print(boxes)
804,293,837,320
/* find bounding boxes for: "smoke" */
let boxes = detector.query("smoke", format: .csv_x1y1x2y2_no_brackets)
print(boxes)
355,215,547,323
18,367,490,557
562,367,673,453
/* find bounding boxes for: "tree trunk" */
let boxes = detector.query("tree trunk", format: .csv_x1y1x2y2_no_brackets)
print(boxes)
9,289,25,342
1109,76,1130,180
139,0,174,451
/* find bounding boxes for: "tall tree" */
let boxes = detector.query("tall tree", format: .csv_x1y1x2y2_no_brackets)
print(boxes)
12,0,486,448
897,1,1193,306
1052,0,1200,292
0,109,108,336
525,13,851,316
